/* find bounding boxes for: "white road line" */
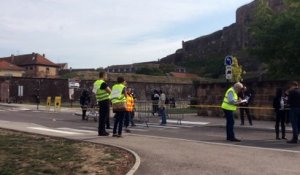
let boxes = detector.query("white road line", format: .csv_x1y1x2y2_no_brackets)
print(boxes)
27,127,83,135
136,124,179,129
57,127,97,133
167,120,209,125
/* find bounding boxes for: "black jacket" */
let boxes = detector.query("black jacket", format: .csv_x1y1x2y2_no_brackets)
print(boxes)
288,88,300,108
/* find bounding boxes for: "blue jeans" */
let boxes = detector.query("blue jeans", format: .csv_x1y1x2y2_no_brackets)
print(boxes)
159,107,167,124
223,109,235,140
289,108,300,139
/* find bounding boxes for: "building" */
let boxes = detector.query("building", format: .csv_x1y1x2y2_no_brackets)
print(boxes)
0,52,59,78
0,60,25,77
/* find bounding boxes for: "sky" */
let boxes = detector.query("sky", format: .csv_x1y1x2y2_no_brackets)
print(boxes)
0,0,253,69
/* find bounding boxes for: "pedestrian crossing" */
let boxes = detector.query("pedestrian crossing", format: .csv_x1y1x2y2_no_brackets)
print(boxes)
26,121,209,136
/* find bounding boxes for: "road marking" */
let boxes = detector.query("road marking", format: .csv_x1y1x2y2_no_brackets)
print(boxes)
167,120,209,125
129,134,300,154
136,124,179,129
27,127,83,135
57,127,97,133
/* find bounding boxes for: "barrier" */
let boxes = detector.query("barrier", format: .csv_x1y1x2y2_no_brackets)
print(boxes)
54,96,61,112
134,101,193,127
46,96,51,111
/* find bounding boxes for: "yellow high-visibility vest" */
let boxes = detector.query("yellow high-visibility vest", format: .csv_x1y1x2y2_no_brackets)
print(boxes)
111,84,126,104
126,94,134,112
94,80,110,102
221,87,238,111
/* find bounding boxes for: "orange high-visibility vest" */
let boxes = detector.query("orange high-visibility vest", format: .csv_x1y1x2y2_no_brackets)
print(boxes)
126,94,134,112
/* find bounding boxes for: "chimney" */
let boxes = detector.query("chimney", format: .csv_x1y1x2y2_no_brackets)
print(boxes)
42,53,45,57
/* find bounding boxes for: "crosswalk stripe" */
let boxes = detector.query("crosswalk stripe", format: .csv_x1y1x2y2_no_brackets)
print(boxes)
167,120,209,125
57,127,97,133
27,127,83,135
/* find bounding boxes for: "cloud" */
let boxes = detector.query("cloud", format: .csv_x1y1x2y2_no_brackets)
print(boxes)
0,0,253,68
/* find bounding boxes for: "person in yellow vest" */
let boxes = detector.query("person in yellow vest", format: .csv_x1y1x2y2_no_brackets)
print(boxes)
124,87,135,133
111,77,127,137
221,82,244,142
93,72,111,136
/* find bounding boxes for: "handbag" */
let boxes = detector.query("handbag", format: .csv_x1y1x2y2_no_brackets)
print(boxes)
112,102,126,112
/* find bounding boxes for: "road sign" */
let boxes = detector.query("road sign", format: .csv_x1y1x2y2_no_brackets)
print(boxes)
225,66,232,80
224,56,233,66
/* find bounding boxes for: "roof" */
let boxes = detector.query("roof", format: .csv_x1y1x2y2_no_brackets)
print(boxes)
169,72,199,79
0,53,59,67
0,60,25,71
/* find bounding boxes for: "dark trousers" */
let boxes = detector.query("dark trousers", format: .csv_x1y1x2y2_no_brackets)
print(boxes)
124,111,134,128
82,109,87,120
98,100,109,135
113,111,125,135
275,110,286,138
224,109,235,140
240,107,252,125
289,108,300,140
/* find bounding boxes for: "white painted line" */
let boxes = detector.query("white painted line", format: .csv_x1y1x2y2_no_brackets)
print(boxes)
167,120,209,125
57,128,97,133
0,110,5,112
27,127,83,135
136,124,179,129
126,128,148,132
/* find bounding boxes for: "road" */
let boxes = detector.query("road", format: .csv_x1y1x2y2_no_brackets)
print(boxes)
0,105,300,175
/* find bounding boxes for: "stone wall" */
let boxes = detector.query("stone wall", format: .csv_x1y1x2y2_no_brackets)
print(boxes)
196,80,290,120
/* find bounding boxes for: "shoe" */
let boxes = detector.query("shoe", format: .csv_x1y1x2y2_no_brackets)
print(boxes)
116,134,122,137
98,132,109,136
228,138,241,142
125,129,131,133
287,139,298,144
276,137,281,140
112,134,118,137
282,137,287,140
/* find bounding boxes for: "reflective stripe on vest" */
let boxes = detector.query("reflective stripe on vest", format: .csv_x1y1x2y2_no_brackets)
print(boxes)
221,87,237,111
94,80,110,102
126,94,134,112
111,84,126,104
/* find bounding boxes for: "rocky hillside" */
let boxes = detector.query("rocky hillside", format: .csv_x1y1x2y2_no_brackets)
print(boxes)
159,0,285,79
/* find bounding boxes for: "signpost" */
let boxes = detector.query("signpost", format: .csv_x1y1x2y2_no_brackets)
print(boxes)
224,55,233,81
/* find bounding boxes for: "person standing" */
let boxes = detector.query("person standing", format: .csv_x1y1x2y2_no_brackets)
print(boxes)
79,89,90,120
111,77,127,137
151,90,160,115
287,81,300,144
238,86,253,126
221,82,244,142
158,90,167,125
93,72,111,136
124,87,135,133
272,88,287,140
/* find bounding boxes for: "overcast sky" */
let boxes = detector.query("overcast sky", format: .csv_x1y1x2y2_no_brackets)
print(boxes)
0,0,253,68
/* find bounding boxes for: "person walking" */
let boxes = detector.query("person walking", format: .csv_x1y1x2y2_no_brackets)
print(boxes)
79,89,90,120
287,81,300,144
221,82,244,142
93,72,111,136
272,88,287,140
158,90,167,125
124,87,135,133
111,77,127,137
238,86,253,126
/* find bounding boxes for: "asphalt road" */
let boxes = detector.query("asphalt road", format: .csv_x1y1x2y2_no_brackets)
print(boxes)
1,105,300,175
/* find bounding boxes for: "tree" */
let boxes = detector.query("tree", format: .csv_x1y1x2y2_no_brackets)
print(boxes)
250,0,300,79
231,57,245,82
